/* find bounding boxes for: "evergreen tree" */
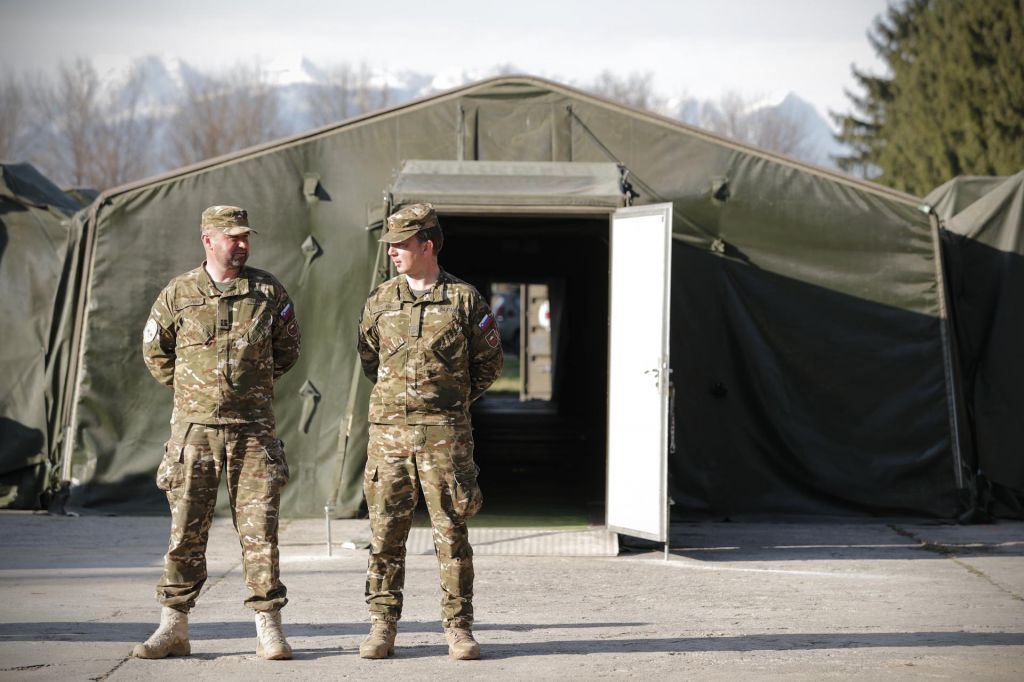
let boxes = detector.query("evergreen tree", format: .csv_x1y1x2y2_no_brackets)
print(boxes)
833,0,1024,195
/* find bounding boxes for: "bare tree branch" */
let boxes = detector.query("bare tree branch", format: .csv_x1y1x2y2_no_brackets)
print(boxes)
168,63,280,166
586,70,668,112
26,58,158,190
31,58,102,188
91,65,157,187
305,62,391,127
0,71,30,161
697,91,814,159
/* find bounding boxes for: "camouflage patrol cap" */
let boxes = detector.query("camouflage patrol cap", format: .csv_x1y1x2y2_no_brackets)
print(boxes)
200,205,258,235
379,202,440,243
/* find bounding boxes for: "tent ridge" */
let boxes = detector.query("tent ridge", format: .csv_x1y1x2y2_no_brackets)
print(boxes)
88,74,920,211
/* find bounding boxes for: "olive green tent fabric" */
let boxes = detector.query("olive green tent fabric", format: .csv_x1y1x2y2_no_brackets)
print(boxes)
940,172,1024,514
61,76,964,519
668,161,962,518
0,163,82,508
64,188,100,209
924,176,1008,222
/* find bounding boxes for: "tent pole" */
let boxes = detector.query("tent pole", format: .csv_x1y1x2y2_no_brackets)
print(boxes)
324,503,333,556
664,496,671,562
52,202,102,515
927,208,967,491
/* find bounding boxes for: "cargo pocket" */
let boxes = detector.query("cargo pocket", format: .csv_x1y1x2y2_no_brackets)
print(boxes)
156,431,188,492
450,461,483,519
265,439,290,490
363,460,381,515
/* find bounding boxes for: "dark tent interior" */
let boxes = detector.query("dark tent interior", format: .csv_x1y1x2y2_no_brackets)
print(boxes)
440,215,610,525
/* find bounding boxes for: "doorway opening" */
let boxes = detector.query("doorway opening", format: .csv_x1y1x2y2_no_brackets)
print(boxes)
486,281,525,397
440,214,611,526
486,281,556,403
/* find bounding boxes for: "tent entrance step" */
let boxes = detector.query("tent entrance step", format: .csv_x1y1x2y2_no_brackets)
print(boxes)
406,526,618,557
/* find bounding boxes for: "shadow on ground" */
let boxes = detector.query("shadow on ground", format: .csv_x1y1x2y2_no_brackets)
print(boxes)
658,523,1024,562
0,621,646,642
2,622,1021,659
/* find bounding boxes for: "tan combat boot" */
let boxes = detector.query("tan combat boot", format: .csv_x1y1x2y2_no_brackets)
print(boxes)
445,627,480,660
359,620,397,659
255,610,293,660
131,606,190,658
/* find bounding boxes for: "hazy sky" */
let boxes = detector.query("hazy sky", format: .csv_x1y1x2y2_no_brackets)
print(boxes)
0,0,891,117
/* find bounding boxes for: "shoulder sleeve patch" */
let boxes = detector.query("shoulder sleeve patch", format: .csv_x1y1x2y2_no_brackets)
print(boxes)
143,318,158,343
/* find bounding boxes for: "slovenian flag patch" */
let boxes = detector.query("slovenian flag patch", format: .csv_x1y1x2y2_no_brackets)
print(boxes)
281,303,294,321
478,314,494,332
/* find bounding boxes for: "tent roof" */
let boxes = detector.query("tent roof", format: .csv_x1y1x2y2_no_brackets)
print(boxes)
390,160,628,214
64,188,99,209
1,162,80,215
91,75,921,210
947,171,1024,253
924,175,1009,221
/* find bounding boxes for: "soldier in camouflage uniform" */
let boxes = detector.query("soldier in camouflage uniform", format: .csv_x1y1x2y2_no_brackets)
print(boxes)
133,206,300,661
357,203,503,661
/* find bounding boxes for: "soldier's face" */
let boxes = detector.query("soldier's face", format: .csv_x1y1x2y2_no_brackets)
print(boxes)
203,230,250,270
387,236,431,277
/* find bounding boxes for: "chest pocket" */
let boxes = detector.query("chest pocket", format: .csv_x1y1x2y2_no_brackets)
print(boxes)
424,311,465,358
375,307,408,359
235,300,273,347
175,299,214,347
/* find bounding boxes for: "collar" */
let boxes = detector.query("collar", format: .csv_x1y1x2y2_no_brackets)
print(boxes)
397,269,451,305
191,262,251,297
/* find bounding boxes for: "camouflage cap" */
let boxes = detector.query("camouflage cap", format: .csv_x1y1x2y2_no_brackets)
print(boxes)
379,202,439,243
201,205,258,235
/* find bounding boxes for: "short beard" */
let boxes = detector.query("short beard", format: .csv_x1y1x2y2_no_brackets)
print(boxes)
228,253,247,268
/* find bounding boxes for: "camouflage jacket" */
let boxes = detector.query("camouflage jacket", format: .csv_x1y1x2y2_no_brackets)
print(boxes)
357,270,503,425
142,264,300,426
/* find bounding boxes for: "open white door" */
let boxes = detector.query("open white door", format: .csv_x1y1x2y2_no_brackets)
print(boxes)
606,203,672,542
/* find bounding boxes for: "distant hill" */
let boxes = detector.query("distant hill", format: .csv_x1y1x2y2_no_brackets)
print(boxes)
671,91,843,170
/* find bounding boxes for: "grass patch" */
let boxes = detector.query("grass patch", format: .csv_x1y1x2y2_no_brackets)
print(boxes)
487,352,520,394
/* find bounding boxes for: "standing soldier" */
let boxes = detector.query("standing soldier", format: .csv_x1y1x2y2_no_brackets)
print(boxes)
134,206,300,661
357,203,502,660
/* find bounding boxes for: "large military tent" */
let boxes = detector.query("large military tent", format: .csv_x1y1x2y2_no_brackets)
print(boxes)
36,75,982,525
927,172,1024,517
0,163,84,508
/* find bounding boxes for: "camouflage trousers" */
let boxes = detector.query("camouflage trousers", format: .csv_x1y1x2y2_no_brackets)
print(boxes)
155,420,289,613
364,423,482,628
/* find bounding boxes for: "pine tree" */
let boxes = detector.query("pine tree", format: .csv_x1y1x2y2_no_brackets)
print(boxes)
833,0,1024,196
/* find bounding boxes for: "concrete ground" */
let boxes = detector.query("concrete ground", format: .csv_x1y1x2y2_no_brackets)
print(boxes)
0,512,1022,681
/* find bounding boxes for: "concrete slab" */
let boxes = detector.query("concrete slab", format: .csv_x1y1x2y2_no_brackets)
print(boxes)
1,512,1022,680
